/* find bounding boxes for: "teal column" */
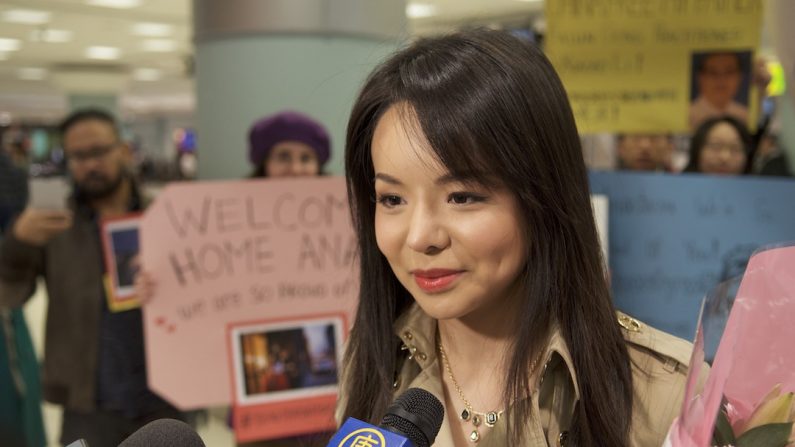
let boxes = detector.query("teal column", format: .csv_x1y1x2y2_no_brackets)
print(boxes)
193,0,407,179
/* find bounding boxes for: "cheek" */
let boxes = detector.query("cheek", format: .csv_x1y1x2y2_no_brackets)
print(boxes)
732,155,747,171
456,214,526,268
265,161,282,176
374,213,404,261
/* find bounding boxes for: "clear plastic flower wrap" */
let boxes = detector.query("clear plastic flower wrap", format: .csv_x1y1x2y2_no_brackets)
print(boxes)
664,243,795,447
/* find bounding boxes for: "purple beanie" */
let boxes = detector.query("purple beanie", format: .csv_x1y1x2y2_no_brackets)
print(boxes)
248,111,331,166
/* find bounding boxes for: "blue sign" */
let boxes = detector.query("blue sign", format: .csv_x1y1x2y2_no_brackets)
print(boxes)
327,418,414,447
589,171,795,340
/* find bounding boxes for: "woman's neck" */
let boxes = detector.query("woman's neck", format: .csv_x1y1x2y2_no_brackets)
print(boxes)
436,290,522,412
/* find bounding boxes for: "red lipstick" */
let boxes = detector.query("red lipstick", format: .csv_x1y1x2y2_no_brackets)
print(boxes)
411,269,463,293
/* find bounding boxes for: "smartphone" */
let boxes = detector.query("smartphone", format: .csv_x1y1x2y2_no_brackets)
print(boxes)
28,178,69,210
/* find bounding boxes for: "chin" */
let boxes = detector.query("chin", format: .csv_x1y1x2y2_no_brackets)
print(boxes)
409,291,476,321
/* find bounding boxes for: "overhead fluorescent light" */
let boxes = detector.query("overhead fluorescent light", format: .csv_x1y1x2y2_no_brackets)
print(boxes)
0,38,21,52
133,68,162,81
18,67,47,80
85,0,141,9
2,9,52,25
85,45,120,60
30,28,73,43
141,39,177,52
132,22,172,37
406,3,437,19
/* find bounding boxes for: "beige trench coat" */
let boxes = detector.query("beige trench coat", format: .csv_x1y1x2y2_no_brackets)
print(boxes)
343,304,706,447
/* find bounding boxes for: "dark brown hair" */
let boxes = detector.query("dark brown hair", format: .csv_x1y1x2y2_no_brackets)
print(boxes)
59,107,120,140
342,29,633,446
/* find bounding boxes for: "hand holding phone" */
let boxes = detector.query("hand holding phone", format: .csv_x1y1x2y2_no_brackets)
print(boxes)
28,178,69,211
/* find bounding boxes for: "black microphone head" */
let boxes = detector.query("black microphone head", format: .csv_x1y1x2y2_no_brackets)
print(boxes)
118,418,205,447
380,388,444,447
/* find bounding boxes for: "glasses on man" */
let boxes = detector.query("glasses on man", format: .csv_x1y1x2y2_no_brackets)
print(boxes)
67,142,119,165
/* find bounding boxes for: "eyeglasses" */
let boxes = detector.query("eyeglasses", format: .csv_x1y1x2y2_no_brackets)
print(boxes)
66,142,119,165
701,69,740,79
703,141,745,157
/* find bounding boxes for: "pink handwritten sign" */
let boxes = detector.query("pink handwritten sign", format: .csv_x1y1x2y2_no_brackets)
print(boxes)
141,177,358,409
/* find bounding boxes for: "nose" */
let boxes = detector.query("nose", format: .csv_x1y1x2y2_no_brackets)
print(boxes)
286,159,305,176
79,156,103,172
406,203,449,255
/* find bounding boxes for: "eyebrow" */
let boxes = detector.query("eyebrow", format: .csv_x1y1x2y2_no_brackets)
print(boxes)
374,172,480,187
374,173,402,185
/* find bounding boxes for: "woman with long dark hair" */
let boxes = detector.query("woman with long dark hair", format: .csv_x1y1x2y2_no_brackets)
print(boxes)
340,29,697,446
684,115,754,175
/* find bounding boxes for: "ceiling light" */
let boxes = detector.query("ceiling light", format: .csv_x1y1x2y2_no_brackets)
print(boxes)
2,9,51,25
406,3,437,19
141,39,177,52
85,0,141,9
133,68,162,81
133,22,172,37
30,29,73,43
18,67,47,80
85,45,120,60
0,38,21,52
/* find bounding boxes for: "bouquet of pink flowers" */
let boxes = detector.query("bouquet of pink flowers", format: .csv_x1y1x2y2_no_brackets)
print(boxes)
664,244,795,447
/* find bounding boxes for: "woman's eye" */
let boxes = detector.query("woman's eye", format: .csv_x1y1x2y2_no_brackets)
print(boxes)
274,152,292,163
376,194,403,208
448,192,485,205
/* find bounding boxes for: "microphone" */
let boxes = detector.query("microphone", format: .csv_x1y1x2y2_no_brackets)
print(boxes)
328,388,444,447
118,418,205,447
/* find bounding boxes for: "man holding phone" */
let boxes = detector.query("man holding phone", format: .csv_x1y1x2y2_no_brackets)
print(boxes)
0,109,183,445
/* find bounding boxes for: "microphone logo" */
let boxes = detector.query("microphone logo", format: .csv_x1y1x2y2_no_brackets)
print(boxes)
337,428,387,447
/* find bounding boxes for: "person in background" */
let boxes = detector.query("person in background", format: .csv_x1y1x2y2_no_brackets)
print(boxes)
248,111,331,178
616,133,675,172
0,148,46,447
241,110,334,446
753,119,792,177
684,115,754,175
339,29,702,446
0,108,184,446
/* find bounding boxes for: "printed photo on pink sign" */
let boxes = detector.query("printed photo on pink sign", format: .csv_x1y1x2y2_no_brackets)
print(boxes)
227,313,347,443
140,177,358,409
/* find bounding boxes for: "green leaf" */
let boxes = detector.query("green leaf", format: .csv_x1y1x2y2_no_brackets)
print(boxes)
712,410,736,446
736,422,793,447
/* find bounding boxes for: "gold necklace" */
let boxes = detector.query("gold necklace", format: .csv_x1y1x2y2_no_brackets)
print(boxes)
438,341,540,443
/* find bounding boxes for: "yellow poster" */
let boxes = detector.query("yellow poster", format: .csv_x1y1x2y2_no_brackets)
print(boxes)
545,0,764,133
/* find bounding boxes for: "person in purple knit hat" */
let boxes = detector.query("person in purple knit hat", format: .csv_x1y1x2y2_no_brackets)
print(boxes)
248,111,331,178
